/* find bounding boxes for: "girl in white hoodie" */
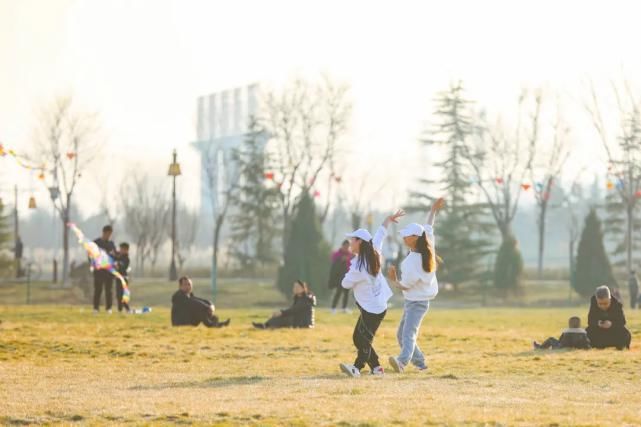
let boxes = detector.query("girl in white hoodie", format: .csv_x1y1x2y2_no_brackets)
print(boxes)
387,198,444,373
339,209,405,378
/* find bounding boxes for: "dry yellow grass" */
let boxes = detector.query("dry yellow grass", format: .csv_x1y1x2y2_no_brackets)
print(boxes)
1,305,640,426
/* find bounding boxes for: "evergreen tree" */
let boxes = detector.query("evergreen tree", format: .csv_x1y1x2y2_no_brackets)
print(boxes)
493,234,524,292
230,121,281,269
575,208,618,297
277,192,331,298
0,200,13,275
412,81,493,290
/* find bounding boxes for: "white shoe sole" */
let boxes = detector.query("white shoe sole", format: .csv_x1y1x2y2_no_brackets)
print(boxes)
389,356,404,373
339,363,360,378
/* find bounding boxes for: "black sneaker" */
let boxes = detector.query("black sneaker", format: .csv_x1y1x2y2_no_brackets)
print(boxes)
252,322,266,329
220,319,231,327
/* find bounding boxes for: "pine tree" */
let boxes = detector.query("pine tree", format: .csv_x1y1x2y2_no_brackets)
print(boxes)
277,192,331,298
0,200,13,275
493,234,524,293
575,208,618,297
412,81,493,291
230,121,280,270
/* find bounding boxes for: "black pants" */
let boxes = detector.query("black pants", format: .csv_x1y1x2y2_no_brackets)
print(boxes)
586,326,632,349
352,305,386,370
331,287,350,309
93,272,113,311
539,337,561,349
266,314,294,328
190,299,224,328
115,280,130,312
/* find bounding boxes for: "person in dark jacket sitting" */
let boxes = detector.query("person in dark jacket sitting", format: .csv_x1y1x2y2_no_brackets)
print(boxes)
586,286,631,350
533,316,591,350
171,276,230,328
253,280,316,329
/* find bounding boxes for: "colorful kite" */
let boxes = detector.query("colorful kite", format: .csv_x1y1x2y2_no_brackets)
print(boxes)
67,222,130,304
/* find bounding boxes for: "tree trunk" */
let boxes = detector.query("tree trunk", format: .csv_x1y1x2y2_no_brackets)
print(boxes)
211,215,224,302
62,202,71,288
537,203,547,280
626,202,633,276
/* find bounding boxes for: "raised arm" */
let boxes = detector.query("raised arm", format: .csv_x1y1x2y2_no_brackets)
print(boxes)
373,209,405,252
426,197,446,227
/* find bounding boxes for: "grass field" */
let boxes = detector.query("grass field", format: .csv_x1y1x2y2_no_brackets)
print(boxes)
1,302,640,426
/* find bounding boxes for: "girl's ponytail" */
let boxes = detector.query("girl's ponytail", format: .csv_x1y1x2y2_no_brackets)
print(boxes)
415,232,438,273
356,239,381,276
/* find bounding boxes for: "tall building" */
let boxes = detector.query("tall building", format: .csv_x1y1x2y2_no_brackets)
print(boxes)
192,84,261,219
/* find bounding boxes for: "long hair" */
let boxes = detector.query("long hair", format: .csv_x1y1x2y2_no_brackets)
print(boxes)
356,238,381,277
415,232,438,273
296,280,311,295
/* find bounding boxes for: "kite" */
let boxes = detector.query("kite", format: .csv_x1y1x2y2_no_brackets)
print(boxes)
521,183,531,191
67,222,130,304
495,177,504,185
0,143,47,177
606,180,615,190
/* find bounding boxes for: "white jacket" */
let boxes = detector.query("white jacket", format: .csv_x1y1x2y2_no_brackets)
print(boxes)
400,224,438,301
341,226,393,314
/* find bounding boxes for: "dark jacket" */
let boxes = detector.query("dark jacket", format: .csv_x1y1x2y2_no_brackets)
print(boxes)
587,296,626,330
558,329,591,349
171,291,213,326
93,238,117,277
280,293,316,328
328,254,350,289
117,254,130,278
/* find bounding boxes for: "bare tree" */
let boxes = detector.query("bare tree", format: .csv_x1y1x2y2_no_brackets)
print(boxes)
34,96,100,286
202,143,239,298
462,90,542,239
261,76,351,255
584,79,641,275
120,174,170,275
529,101,571,278
560,172,587,300
170,204,198,270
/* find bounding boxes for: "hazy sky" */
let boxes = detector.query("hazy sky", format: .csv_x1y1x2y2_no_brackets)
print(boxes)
2,0,641,217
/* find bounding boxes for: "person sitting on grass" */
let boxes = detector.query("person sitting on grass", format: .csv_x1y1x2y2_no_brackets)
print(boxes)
252,280,316,329
586,285,631,350
533,316,591,350
171,276,230,328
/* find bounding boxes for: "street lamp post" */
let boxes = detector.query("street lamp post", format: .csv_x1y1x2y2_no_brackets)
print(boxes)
168,149,181,281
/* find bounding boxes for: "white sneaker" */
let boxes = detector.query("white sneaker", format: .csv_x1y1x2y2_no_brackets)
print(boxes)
106,309,112,315
339,363,361,378
371,366,385,376
331,308,337,315
389,356,405,373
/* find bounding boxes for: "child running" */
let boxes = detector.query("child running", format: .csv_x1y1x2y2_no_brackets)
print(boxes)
339,209,405,378
387,197,445,373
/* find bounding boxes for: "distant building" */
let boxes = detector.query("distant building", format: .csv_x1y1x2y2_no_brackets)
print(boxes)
192,84,262,219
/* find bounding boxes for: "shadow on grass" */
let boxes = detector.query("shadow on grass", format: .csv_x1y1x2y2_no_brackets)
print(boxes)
129,375,265,390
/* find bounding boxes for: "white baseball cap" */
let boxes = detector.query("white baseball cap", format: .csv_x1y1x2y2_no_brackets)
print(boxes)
346,228,373,241
399,223,425,238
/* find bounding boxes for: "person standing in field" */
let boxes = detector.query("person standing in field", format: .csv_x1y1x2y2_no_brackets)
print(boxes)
328,240,354,314
386,197,445,373
339,209,405,378
93,225,117,314
628,270,639,309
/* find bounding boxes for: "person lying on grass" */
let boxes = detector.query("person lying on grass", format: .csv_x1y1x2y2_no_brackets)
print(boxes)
171,276,230,328
586,285,631,350
533,316,591,350
253,280,316,329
